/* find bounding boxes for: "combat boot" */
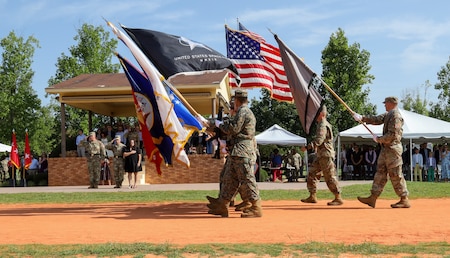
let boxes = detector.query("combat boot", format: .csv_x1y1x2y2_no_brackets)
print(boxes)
206,195,218,203
357,194,377,208
301,193,317,203
207,199,230,217
390,196,411,208
327,193,344,206
234,201,252,211
241,199,263,218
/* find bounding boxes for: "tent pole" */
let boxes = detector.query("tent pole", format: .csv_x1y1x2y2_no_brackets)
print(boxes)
337,135,341,180
409,139,413,181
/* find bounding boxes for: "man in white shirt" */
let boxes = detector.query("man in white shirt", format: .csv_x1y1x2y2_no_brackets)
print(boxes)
412,147,423,181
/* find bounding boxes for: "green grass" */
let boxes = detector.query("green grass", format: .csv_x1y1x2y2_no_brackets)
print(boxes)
0,181,448,204
0,182,449,257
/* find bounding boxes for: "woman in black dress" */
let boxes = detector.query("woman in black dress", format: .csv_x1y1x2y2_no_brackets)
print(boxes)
123,139,142,189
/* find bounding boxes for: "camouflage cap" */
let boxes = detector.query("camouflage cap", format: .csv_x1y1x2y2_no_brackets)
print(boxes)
114,135,121,140
234,89,248,98
383,96,398,104
89,132,96,137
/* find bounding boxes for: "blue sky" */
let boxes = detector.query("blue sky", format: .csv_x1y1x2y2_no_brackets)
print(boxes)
2,0,450,114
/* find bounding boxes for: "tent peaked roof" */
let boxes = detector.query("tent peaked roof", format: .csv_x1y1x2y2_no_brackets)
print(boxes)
339,109,450,141
256,124,307,146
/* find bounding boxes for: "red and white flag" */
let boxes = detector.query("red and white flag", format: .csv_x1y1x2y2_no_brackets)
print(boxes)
226,25,293,102
10,130,20,169
24,130,32,169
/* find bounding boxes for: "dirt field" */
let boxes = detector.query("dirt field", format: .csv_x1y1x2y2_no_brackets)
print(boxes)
1,198,449,246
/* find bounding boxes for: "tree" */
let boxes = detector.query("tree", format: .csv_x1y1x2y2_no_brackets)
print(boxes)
430,56,450,122
320,28,376,133
0,31,55,156
401,80,431,115
47,23,120,144
250,89,305,158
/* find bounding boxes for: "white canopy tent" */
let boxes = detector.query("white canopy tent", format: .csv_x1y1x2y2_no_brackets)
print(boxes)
337,109,450,181
256,124,307,146
0,143,11,153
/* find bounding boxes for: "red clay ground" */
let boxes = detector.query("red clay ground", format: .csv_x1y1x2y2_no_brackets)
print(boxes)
0,199,449,246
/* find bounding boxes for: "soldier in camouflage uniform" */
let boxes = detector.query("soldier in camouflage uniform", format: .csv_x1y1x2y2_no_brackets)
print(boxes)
208,89,262,218
80,132,106,189
353,96,410,208
301,105,343,206
206,101,254,212
105,135,126,188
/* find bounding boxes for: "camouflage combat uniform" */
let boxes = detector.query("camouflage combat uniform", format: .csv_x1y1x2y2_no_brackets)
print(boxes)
362,108,409,197
81,138,106,188
105,141,126,188
218,103,260,203
306,116,341,195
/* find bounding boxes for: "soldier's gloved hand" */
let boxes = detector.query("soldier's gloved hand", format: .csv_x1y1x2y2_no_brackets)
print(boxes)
215,119,223,127
372,135,378,143
353,112,362,122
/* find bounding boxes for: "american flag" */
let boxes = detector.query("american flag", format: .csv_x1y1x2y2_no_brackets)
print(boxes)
226,26,293,102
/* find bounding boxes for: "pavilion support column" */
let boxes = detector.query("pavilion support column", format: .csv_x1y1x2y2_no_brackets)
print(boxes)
60,102,66,157
211,97,217,119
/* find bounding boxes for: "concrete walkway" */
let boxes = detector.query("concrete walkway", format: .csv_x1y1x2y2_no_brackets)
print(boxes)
0,180,371,194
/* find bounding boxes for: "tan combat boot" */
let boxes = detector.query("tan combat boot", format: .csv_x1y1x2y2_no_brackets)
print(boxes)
301,193,317,203
208,199,230,217
327,193,344,206
390,196,411,208
241,199,263,218
234,201,252,211
357,194,377,208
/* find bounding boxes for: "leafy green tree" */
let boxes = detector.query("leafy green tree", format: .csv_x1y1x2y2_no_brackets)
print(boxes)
47,23,120,148
0,31,55,156
320,28,376,133
430,57,450,122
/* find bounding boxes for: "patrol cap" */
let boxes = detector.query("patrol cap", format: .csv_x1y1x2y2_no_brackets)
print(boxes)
114,135,121,140
89,132,96,137
234,89,248,98
383,96,398,104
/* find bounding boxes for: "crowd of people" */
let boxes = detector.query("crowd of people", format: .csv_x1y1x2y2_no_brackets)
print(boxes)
0,152,48,185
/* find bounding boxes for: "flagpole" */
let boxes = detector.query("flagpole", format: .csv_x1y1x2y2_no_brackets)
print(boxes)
318,77,375,136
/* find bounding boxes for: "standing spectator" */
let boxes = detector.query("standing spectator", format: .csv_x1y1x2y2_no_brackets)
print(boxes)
123,139,142,189
351,145,364,180
105,135,127,189
27,155,40,176
271,149,283,182
105,124,115,141
434,144,442,181
353,96,410,208
100,132,113,158
38,153,48,174
301,105,343,206
80,132,106,189
412,147,423,181
419,143,432,181
441,144,450,182
365,145,377,180
340,144,348,180
426,151,437,182
76,129,86,157
100,158,112,185
287,148,302,182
